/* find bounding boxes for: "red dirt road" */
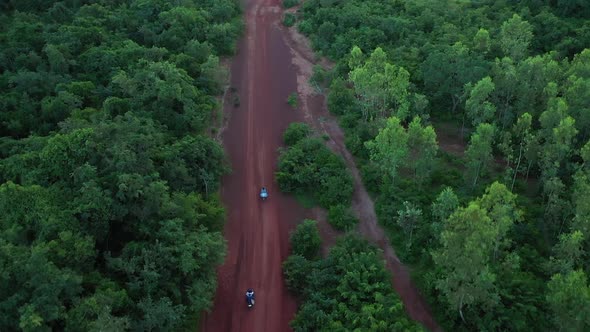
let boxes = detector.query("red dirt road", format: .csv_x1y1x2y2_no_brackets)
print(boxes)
200,0,306,331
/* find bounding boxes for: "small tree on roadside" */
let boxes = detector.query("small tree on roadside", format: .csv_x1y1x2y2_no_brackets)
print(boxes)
287,92,298,109
290,219,321,260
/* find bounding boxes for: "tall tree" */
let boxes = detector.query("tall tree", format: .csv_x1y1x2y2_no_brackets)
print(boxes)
465,123,495,189
499,14,533,62
433,202,500,324
463,76,496,137
365,116,408,187
546,270,590,332
397,201,422,248
407,116,438,184
421,42,487,114
348,47,410,120
508,113,535,190
431,187,459,238
465,76,496,128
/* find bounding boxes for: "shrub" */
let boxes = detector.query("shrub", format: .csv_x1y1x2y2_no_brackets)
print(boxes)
282,254,312,294
290,219,321,259
283,122,311,146
283,0,299,9
277,137,354,208
318,173,354,207
287,92,298,108
328,204,358,231
283,13,296,27
327,77,356,116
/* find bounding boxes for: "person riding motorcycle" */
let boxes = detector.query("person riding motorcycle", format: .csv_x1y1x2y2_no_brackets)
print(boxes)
260,187,268,200
246,288,255,308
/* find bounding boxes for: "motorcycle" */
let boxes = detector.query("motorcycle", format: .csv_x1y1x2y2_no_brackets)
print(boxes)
260,187,268,201
246,288,255,308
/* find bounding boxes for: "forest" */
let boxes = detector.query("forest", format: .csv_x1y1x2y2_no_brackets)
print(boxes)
3,0,590,330
279,0,590,331
0,0,241,330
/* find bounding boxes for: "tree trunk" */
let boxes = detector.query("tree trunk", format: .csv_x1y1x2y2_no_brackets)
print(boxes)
461,110,467,139
525,159,533,182
451,94,459,114
472,162,482,189
459,292,466,323
511,143,524,191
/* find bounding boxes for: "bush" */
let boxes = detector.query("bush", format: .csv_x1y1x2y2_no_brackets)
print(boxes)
283,122,311,146
327,77,356,116
277,136,354,208
318,173,354,207
328,204,358,231
287,92,298,108
283,0,299,9
283,13,296,27
288,234,421,331
283,254,312,294
290,219,321,259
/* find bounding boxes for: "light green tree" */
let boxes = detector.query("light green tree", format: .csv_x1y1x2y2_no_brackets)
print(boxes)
365,116,408,186
546,270,590,332
572,171,590,236
547,231,585,274
397,201,422,248
465,123,495,188
463,76,496,138
407,116,438,183
508,113,535,190
465,76,496,128
433,202,500,323
499,14,533,62
431,187,459,242
473,28,490,54
348,47,410,120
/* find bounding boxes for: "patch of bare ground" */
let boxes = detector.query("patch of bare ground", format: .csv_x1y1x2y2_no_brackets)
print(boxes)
280,11,442,332
434,121,466,157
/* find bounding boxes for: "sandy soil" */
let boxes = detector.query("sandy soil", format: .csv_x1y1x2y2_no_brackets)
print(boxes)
200,0,309,330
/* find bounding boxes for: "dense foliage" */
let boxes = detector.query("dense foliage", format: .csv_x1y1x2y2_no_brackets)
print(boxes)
0,0,241,330
288,0,590,330
283,230,422,331
276,123,354,211
289,219,321,260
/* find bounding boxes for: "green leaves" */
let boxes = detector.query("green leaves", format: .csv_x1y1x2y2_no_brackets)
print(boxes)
290,219,321,260
465,76,496,127
465,123,495,189
546,270,590,331
1,0,241,329
433,202,500,323
287,235,421,331
500,14,534,62
432,182,521,327
277,133,353,208
365,116,408,186
348,47,410,121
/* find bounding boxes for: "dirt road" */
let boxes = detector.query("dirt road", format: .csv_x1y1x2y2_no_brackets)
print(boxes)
202,0,442,330
200,0,306,331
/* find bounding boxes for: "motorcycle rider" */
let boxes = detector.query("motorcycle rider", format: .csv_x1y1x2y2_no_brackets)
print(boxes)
260,187,268,200
246,288,255,307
